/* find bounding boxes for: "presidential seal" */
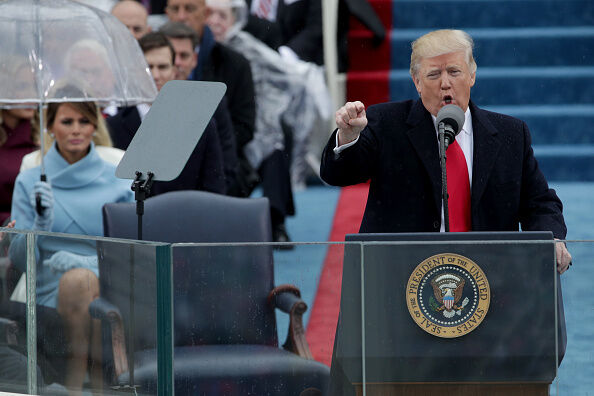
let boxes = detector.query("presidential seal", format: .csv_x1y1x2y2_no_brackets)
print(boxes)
406,253,490,338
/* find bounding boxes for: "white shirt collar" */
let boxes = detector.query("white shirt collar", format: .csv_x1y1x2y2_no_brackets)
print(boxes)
431,107,472,136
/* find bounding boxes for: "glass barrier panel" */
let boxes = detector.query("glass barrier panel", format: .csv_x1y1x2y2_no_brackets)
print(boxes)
2,229,589,395
169,242,337,396
329,242,363,396
0,228,35,395
358,237,559,396
553,240,594,395
0,228,168,396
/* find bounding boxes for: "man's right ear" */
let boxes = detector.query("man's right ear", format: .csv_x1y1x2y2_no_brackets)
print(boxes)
411,75,421,96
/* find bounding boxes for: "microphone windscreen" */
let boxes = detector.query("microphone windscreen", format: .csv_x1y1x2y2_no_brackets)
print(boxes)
436,104,465,135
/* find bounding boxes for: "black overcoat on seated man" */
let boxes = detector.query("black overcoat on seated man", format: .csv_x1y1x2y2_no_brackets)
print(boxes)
107,106,226,196
245,0,324,65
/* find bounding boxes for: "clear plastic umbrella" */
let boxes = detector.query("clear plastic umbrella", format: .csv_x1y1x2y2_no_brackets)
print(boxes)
0,0,157,179
73,0,117,13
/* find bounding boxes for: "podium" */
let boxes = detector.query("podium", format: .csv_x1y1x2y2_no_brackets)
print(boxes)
329,232,566,396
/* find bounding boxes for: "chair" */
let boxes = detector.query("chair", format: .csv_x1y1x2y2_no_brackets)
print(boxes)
91,190,329,395
0,220,68,388
0,218,21,302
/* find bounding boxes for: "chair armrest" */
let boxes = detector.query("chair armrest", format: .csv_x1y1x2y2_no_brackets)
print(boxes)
89,298,129,378
268,284,313,359
0,317,18,345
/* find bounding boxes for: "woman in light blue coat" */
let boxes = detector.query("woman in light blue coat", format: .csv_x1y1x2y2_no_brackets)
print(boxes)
9,92,133,393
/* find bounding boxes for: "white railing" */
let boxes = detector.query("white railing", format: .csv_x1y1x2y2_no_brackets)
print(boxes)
322,0,346,110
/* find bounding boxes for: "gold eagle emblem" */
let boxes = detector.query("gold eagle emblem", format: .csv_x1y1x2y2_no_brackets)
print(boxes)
431,273,466,312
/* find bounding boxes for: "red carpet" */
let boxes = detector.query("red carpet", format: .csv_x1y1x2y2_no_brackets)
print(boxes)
304,0,388,365
305,183,369,366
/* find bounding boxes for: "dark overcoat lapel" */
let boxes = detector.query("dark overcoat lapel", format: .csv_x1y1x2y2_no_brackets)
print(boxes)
469,101,501,211
121,107,141,139
404,99,442,216
402,99,505,222
107,106,142,151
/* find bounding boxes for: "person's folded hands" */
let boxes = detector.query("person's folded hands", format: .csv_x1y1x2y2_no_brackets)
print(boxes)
43,251,97,274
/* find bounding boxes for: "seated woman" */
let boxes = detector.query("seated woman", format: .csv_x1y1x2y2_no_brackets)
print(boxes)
9,88,133,394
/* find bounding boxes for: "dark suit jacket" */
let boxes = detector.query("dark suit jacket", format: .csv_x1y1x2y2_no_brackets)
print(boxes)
212,96,239,192
192,33,256,153
245,0,324,65
320,99,567,238
106,106,226,196
147,0,165,14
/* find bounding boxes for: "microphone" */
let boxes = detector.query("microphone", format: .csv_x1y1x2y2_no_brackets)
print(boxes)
436,104,465,233
436,104,465,148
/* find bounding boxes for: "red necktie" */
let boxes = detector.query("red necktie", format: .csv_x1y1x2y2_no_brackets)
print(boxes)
255,0,274,20
446,140,471,231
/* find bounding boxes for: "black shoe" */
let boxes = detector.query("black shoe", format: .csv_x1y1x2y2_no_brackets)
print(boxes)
273,224,294,250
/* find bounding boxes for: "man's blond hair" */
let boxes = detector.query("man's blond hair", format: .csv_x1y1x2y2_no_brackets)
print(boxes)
410,29,477,77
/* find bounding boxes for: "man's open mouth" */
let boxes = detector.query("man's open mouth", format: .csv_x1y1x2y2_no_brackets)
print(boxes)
443,95,453,104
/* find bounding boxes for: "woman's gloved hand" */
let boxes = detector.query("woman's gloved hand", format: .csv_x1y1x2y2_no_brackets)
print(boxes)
43,251,98,274
30,181,54,231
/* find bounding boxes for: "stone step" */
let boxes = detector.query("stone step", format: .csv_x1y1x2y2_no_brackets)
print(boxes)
384,27,594,70
350,27,594,71
484,105,594,145
533,145,594,181
389,0,594,29
345,0,594,181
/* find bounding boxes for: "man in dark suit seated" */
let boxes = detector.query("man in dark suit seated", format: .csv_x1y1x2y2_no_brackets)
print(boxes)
111,0,152,40
320,29,572,274
244,0,323,65
107,32,226,196
158,21,239,195
166,0,295,244
165,0,258,198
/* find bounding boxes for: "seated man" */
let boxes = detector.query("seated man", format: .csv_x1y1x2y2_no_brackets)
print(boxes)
107,32,226,196
244,0,324,65
165,0,258,199
159,21,239,194
172,0,296,243
111,0,152,40
64,39,117,100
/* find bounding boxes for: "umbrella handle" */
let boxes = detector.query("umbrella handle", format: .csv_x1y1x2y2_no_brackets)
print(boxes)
35,174,47,216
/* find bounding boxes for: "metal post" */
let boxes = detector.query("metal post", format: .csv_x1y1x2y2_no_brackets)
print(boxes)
360,244,366,396
156,245,174,396
26,233,37,395
322,0,345,109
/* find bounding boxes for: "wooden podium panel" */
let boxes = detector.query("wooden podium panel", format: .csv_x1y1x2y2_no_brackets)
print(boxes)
354,382,549,396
